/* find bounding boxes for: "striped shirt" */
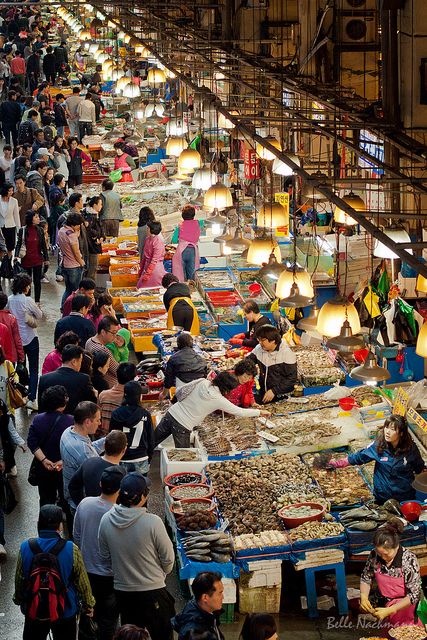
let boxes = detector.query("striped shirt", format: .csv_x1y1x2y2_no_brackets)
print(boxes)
98,383,125,436
60,426,105,506
85,336,118,387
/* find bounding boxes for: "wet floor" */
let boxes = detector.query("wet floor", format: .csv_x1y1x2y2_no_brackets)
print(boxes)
0,268,363,639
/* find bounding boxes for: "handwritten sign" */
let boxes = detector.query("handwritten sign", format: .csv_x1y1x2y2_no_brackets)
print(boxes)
393,387,410,416
407,407,427,434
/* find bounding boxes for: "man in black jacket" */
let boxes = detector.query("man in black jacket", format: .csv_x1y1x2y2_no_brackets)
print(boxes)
0,91,22,147
54,41,68,72
160,332,207,400
172,571,225,640
42,45,57,85
38,344,97,413
162,273,198,332
54,294,96,347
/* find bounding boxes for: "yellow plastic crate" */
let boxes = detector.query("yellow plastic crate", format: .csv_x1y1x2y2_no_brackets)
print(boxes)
109,271,139,288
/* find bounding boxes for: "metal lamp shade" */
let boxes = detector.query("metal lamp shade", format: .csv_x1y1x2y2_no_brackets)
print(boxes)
276,269,314,299
316,296,361,337
350,352,391,385
204,183,233,209
247,238,281,266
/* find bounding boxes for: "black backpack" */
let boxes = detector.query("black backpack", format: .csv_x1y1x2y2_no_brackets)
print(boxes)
24,538,68,622
17,120,34,145
43,125,54,145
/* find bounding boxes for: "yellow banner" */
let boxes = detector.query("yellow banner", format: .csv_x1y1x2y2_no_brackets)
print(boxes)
393,387,410,416
407,407,427,434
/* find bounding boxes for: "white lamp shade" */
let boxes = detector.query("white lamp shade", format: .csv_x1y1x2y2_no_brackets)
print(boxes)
124,34,132,44
204,183,233,209
166,136,188,157
373,228,413,259
334,207,357,226
178,148,202,172
334,193,365,226
192,168,217,190
116,76,131,91
110,69,125,81
256,137,281,161
272,155,300,176
89,43,99,54
247,238,281,266
256,202,289,228
276,270,314,299
135,44,148,56
416,322,427,357
80,29,91,40
122,84,141,98
145,102,164,117
166,119,188,136
317,299,361,337
147,68,166,84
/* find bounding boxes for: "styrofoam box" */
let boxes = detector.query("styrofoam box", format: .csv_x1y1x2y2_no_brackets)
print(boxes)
189,577,237,604
159,446,207,480
246,560,282,588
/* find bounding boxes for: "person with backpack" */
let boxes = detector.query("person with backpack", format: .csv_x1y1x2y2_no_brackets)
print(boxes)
26,50,41,94
53,94,68,137
0,90,22,147
13,503,95,640
31,128,46,161
18,110,38,146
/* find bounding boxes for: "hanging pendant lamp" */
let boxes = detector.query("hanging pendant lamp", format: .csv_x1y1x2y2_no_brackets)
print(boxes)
373,226,413,259
301,173,329,201
226,227,251,253
213,222,233,245
350,351,391,385
272,155,300,176
334,192,366,226
122,83,141,98
276,267,314,299
256,136,282,161
326,320,365,353
191,167,216,190
279,282,314,308
166,136,188,157
416,274,427,293
204,183,233,209
178,148,202,173
297,305,320,332
166,118,188,136
79,29,91,40
247,237,281,266
257,252,285,280
256,202,288,229
147,68,166,84
416,322,427,357
316,295,361,337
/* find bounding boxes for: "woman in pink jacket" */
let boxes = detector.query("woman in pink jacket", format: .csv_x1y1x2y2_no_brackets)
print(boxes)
137,220,166,288
172,204,201,282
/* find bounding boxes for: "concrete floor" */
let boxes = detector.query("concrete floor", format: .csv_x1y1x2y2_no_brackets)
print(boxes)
0,268,365,639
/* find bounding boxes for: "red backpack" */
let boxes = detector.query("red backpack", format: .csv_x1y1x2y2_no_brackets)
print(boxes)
25,538,68,622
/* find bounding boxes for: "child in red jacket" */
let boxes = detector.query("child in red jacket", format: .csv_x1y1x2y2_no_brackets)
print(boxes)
226,358,259,408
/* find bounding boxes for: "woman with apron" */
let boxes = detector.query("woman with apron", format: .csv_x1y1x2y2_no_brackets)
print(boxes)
162,273,200,335
113,141,136,183
171,204,201,282
137,220,166,288
360,520,423,636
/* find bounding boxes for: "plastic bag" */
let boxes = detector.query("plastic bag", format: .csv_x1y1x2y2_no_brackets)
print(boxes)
109,169,122,183
0,255,13,279
416,590,427,625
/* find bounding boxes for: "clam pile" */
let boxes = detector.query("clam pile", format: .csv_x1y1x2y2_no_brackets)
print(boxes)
271,394,338,415
273,480,327,510
207,453,311,534
196,270,235,289
268,411,341,448
351,386,384,406
291,345,345,386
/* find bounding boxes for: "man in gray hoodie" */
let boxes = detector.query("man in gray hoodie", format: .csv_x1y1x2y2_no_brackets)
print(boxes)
98,472,175,640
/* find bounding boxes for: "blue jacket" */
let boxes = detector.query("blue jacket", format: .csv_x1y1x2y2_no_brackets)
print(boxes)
171,598,224,640
19,531,78,618
348,441,425,504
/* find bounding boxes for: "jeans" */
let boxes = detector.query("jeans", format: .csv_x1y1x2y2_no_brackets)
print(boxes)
120,459,149,475
23,615,77,640
56,125,64,137
88,573,118,640
24,264,43,303
2,123,18,147
155,412,191,448
67,119,78,137
86,253,98,280
37,470,64,507
78,121,93,141
62,266,83,307
24,336,39,401
0,504,4,545
182,245,196,281
115,587,175,640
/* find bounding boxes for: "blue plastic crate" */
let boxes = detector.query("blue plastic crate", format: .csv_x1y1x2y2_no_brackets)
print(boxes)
175,529,240,580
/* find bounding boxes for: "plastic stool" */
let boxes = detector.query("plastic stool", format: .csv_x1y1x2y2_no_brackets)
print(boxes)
304,562,348,618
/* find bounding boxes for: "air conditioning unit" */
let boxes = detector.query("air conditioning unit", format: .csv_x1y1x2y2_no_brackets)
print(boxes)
339,14,377,43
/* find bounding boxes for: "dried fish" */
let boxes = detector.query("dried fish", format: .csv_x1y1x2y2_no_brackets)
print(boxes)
288,521,344,542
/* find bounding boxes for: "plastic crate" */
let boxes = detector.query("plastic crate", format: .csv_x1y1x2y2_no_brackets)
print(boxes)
109,272,139,287
238,582,281,614
219,603,235,624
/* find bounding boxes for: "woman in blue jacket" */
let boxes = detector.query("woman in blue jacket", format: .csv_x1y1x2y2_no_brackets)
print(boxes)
329,415,425,504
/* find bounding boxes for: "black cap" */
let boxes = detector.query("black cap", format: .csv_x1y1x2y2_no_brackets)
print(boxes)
100,465,126,494
119,472,151,505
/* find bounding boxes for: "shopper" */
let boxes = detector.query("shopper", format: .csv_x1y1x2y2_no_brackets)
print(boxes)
230,300,270,348
113,627,151,640
14,173,44,225
62,277,96,317
42,45,56,84
160,332,207,399
42,331,79,376
0,182,20,256
13,504,95,640
38,344,97,414
98,362,137,435
53,93,68,136
0,292,24,364
137,220,166,288
113,141,136,182
54,294,96,347
31,129,46,162
172,204,201,282
0,145,13,180
85,315,120,387
155,371,269,447
57,212,86,308
226,358,259,408
100,178,122,237
26,158,48,198
88,292,117,331
247,324,297,403
73,466,126,640
27,385,73,506
60,400,104,510
240,613,278,640
54,40,69,72
328,415,425,504
172,572,225,640
8,272,42,412
137,206,154,257
360,519,422,628
67,136,90,189
109,381,155,475
77,92,96,141
83,194,104,280
91,350,111,393
65,87,82,138
0,90,21,147
15,209,49,305
53,135,70,183
98,472,176,640
69,430,127,506
162,273,200,334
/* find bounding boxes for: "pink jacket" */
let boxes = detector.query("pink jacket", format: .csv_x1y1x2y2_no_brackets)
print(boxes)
42,349,62,375
178,220,201,244
137,234,166,288
0,309,24,362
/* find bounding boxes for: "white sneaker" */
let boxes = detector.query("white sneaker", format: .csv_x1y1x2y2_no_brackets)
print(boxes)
7,466,17,477
41,276,49,283
26,400,38,412
55,274,64,282
0,544,6,563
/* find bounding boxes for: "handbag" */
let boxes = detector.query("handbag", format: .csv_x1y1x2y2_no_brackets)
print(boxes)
25,310,38,328
27,414,62,487
6,361,28,409
18,229,26,259
78,612,98,640
0,255,13,279
15,362,29,387
0,471,17,514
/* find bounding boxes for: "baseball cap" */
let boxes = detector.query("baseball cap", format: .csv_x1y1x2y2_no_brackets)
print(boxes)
119,471,151,505
36,147,51,158
100,465,126,494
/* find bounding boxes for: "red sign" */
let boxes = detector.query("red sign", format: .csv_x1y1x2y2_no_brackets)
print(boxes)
244,149,260,180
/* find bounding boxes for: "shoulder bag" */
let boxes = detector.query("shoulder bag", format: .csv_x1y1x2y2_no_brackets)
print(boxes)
28,414,63,486
6,361,28,409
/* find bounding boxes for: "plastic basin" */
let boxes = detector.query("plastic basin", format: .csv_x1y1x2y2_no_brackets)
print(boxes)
400,501,422,522
354,348,369,363
164,472,204,489
170,497,216,514
278,502,325,529
169,483,214,501
339,397,358,411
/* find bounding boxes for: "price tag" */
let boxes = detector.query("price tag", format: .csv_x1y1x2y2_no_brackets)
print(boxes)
258,431,279,443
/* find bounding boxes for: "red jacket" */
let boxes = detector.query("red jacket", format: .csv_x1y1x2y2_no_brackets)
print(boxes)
0,320,15,363
0,310,24,362
225,379,255,408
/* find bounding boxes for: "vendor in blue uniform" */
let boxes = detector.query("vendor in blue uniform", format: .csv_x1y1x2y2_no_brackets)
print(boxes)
328,415,425,504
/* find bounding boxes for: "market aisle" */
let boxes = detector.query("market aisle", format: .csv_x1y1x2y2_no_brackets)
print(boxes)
0,268,361,640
